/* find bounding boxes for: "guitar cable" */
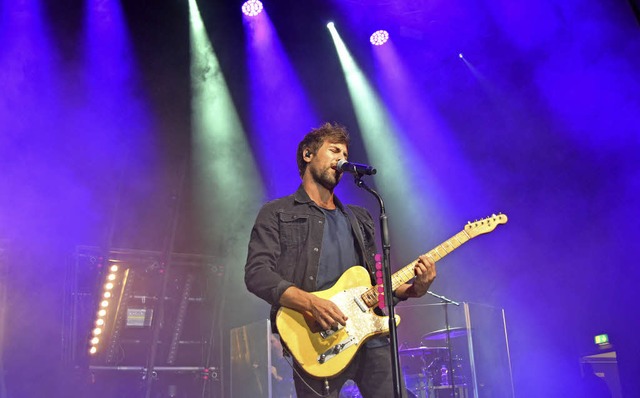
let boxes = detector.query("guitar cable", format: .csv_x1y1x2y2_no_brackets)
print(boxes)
280,345,333,397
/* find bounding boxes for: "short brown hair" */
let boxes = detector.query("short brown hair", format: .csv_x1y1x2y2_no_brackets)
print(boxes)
297,122,350,178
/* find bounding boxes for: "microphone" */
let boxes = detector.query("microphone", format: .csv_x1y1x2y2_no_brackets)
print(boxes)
336,159,377,175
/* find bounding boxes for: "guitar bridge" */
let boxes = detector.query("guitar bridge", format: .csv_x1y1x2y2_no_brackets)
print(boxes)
319,324,345,339
317,336,357,364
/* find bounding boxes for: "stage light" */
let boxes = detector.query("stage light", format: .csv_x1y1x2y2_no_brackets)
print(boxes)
459,53,464,59
89,262,129,356
370,30,389,46
242,0,263,17
327,22,335,29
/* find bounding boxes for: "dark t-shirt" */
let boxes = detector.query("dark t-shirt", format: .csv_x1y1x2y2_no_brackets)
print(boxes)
316,208,359,290
317,208,388,348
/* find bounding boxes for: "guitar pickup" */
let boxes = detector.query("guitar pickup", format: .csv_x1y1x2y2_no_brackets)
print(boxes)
317,337,357,364
354,296,368,312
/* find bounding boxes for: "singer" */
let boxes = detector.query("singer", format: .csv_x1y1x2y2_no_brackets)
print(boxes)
245,122,436,398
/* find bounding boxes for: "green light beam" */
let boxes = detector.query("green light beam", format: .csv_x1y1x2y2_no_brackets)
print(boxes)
189,0,263,257
328,24,424,257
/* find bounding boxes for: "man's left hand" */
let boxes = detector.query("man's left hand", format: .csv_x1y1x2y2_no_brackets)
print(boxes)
410,254,437,297
393,254,437,299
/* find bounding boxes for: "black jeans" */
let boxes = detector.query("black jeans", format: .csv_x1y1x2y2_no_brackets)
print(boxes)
292,345,407,398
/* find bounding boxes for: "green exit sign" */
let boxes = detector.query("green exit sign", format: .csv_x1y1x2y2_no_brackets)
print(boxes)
594,334,609,345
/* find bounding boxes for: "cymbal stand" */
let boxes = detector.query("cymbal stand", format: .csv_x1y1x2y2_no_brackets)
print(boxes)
427,291,459,397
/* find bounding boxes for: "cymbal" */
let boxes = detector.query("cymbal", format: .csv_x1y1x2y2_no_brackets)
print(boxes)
422,327,467,341
399,346,448,356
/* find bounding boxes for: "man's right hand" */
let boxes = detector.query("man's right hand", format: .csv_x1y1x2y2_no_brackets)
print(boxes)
308,295,348,331
280,286,348,331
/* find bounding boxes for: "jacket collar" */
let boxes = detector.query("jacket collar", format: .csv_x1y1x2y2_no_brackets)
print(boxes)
293,184,345,212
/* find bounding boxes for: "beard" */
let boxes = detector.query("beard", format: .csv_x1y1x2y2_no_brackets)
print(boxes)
311,165,342,191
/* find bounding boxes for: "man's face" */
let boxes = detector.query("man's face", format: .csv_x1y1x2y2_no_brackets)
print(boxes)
307,140,348,190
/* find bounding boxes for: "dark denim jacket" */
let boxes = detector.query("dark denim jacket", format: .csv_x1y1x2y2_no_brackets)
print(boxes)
244,185,380,326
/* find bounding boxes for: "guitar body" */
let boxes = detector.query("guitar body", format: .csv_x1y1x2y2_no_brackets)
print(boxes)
275,265,400,379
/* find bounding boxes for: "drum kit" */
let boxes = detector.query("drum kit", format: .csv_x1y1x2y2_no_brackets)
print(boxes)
339,326,469,398
399,327,468,398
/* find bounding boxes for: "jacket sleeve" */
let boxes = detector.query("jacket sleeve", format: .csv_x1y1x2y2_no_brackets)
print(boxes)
244,204,295,306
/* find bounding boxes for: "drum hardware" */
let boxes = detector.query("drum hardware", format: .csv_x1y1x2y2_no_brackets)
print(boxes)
421,291,467,397
399,346,449,357
399,346,467,397
339,379,418,398
398,346,449,398
421,327,468,341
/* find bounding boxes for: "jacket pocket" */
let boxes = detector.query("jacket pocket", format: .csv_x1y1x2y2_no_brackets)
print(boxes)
279,212,309,248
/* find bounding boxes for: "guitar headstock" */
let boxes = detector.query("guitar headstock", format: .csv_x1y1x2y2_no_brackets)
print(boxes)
464,213,508,237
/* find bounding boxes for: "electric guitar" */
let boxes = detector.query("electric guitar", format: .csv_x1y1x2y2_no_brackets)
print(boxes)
275,214,508,378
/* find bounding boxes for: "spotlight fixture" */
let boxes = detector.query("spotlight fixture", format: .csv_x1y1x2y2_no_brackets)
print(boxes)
242,0,263,17
370,30,389,46
327,22,335,29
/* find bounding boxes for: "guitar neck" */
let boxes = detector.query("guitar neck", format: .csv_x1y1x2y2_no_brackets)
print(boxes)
361,229,472,308
392,229,472,290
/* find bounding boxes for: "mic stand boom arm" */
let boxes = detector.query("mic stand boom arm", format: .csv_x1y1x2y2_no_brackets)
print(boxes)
353,175,403,398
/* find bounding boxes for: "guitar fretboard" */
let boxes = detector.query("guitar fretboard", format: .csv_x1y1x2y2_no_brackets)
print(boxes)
360,229,471,308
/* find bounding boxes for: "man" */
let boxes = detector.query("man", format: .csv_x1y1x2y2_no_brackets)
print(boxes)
245,122,436,398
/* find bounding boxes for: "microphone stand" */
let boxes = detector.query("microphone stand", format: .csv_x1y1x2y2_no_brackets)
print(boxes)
427,291,459,398
353,175,402,398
